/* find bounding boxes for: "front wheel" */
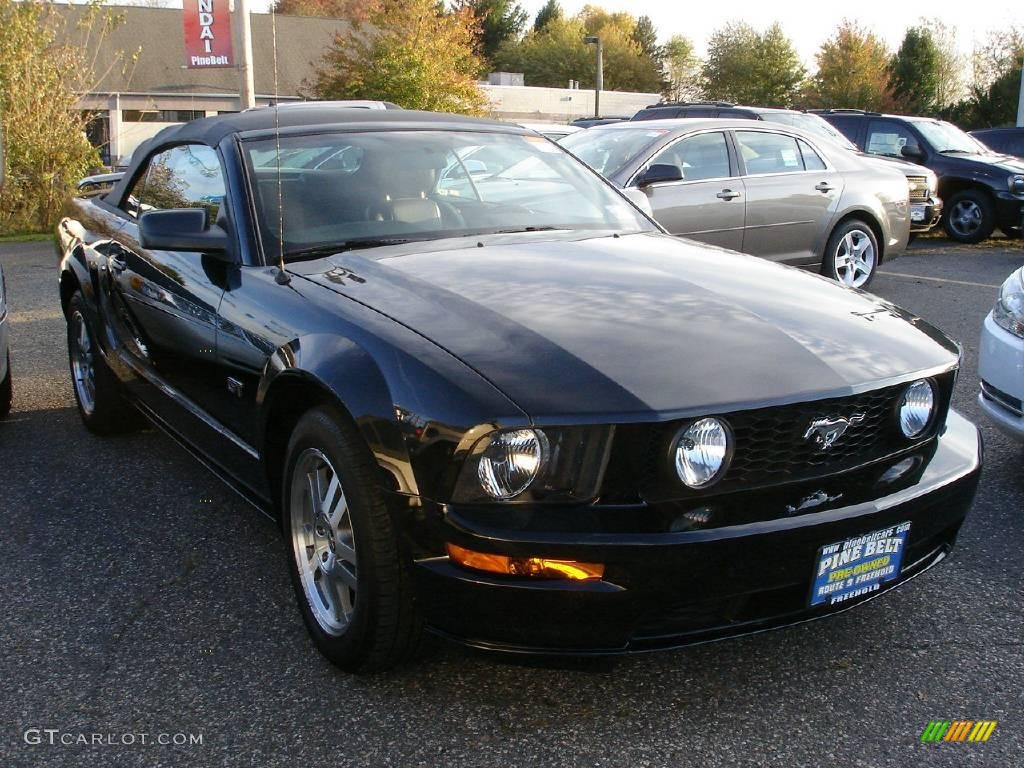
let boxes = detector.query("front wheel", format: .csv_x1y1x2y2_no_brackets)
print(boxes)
283,406,421,672
0,352,11,418
822,220,878,289
943,189,995,243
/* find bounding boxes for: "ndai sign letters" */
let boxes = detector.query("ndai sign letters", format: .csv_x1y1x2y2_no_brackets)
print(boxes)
183,0,233,69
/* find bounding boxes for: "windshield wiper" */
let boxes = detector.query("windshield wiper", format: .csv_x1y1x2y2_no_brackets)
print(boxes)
283,237,415,261
487,226,566,234
937,149,974,155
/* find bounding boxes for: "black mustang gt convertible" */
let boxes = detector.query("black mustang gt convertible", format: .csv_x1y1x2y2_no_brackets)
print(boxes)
56,107,982,671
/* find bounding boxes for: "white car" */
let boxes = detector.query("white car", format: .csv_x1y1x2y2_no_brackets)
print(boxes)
979,266,1024,440
0,264,11,417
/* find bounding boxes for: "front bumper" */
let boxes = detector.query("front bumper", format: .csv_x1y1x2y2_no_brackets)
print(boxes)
979,311,1024,440
994,192,1024,235
410,410,982,654
910,197,942,233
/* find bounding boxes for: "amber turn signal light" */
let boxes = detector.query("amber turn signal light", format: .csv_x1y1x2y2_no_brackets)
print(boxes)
446,543,604,581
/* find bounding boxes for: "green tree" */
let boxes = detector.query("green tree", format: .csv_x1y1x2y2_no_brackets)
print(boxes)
632,15,659,61
662,34,701,101
271,0,380,20
943,29,1024,128
920,19,964,108
888,26,941,114
806,20,892,110
455,0,527,63
702,21,804,106
532,0,560,33
0,0,128,233
311,0,487,115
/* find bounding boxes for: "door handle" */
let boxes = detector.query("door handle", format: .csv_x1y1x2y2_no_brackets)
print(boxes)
109,255,127,273
716,189,741,200
814,182,835,193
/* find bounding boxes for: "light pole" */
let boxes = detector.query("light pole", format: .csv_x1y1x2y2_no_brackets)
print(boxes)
584,35,603,118
233,0,256,110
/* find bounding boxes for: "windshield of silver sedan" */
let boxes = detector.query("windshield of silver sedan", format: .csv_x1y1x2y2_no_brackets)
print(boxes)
243,130,656,261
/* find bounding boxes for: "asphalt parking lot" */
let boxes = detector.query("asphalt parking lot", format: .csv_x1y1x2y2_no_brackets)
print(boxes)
1,237,1022,768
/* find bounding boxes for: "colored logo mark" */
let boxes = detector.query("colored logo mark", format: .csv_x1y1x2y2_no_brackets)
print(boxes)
920,721,997,742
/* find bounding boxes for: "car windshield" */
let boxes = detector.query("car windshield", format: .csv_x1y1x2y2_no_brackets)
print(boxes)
560,127,670,177
914,120,986,154
761,113,857,151
244,130,655,260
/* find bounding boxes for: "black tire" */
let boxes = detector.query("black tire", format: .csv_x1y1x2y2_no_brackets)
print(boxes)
942,188,995,243
0,352,11,419
821,219,879,290
283,405,422,672
66,292,141,434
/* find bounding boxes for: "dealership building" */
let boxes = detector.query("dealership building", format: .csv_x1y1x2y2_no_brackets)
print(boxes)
65,5,657,167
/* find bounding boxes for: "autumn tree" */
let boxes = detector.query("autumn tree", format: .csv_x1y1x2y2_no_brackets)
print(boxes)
455,0,527,64
888,26,941,114
942,28,1024,128
662,34,701,101
271,0,380,20
921,19,964,108
806,20,892,110
702,22,804,106
0,0,131,233
310,0,487,114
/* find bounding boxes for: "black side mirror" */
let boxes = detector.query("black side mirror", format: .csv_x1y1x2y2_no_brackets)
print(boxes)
637,163,683,187
139,209,233,261
900,145,924,161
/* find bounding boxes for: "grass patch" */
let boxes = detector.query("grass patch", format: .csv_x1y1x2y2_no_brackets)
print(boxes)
0,232,53,243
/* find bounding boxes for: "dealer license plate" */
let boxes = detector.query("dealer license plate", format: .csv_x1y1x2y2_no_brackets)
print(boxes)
810,522,911,607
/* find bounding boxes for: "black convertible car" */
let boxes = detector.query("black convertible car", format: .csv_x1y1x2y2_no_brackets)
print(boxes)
56,107,982,671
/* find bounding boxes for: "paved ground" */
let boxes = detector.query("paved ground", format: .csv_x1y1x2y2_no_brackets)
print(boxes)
0,237,1022,768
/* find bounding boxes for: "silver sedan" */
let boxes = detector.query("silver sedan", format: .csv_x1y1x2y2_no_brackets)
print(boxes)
561,119,911,289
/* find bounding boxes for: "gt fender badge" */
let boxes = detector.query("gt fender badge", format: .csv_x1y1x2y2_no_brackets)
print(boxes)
804,414,866,450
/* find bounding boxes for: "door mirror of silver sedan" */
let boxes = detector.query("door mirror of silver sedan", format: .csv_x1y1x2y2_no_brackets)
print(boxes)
139,209,233,261
637,163,683,187
620,187,654,217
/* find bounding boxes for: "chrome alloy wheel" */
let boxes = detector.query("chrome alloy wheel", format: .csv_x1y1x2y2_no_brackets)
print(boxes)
70,311,97,414
948,199,983,238
290,448,358,636
833,229,875,288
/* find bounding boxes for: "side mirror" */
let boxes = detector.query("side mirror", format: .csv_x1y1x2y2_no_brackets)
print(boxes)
139,209,232,260
637,163,683,187
900,145,924,161
620,187,654,217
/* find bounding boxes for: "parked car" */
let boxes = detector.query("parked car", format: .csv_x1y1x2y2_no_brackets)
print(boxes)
516,122,581,141
561,118,911,288
570,116,629,128
0,264,11,418
970,127,1024,160
814,110,1024,243
77,171,124,195
634,104,942,235
56,107,981,671
979,265,1024,440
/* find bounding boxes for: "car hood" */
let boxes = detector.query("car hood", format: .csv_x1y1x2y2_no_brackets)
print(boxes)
295,233,959,422
943,151,1024,175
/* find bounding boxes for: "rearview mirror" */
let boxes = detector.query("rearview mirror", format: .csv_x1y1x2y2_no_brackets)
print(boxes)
139,209,233,260
637,163,683,187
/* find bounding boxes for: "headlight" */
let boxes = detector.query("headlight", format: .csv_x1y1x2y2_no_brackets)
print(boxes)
673,417,731,488
992,269,1024,338
452,426,613,503
475,429,547,500
898,379,936,438
1010,175,1024,195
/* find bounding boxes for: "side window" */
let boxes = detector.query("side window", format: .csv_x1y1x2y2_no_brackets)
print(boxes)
130,144,226,226
798,139,827,171
121,169,149,219
824,116,860,143
650,132,730,181
735,131,803,175
866,120,920,158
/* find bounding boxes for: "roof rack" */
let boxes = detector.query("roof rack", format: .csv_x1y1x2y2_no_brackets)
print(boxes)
806,108,882,116
644,101,737,109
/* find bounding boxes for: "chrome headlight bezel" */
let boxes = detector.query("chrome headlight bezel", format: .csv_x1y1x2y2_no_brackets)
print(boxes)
898,379,937,439
671,417,733,489
992,269,1024,338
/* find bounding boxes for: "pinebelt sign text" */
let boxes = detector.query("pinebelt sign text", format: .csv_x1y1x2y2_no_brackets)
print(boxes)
183,0,233,69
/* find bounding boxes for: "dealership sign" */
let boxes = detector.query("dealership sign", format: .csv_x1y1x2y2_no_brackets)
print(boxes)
183,0,233,69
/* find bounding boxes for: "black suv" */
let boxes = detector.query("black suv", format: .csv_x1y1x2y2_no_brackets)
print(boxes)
970,127,1024,160
815,110,1024,243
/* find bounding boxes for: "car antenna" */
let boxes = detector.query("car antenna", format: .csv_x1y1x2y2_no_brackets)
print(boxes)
270,5,290,285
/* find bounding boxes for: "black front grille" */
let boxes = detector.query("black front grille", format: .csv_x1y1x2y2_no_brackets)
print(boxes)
908,176,929,202
601,374,953,503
